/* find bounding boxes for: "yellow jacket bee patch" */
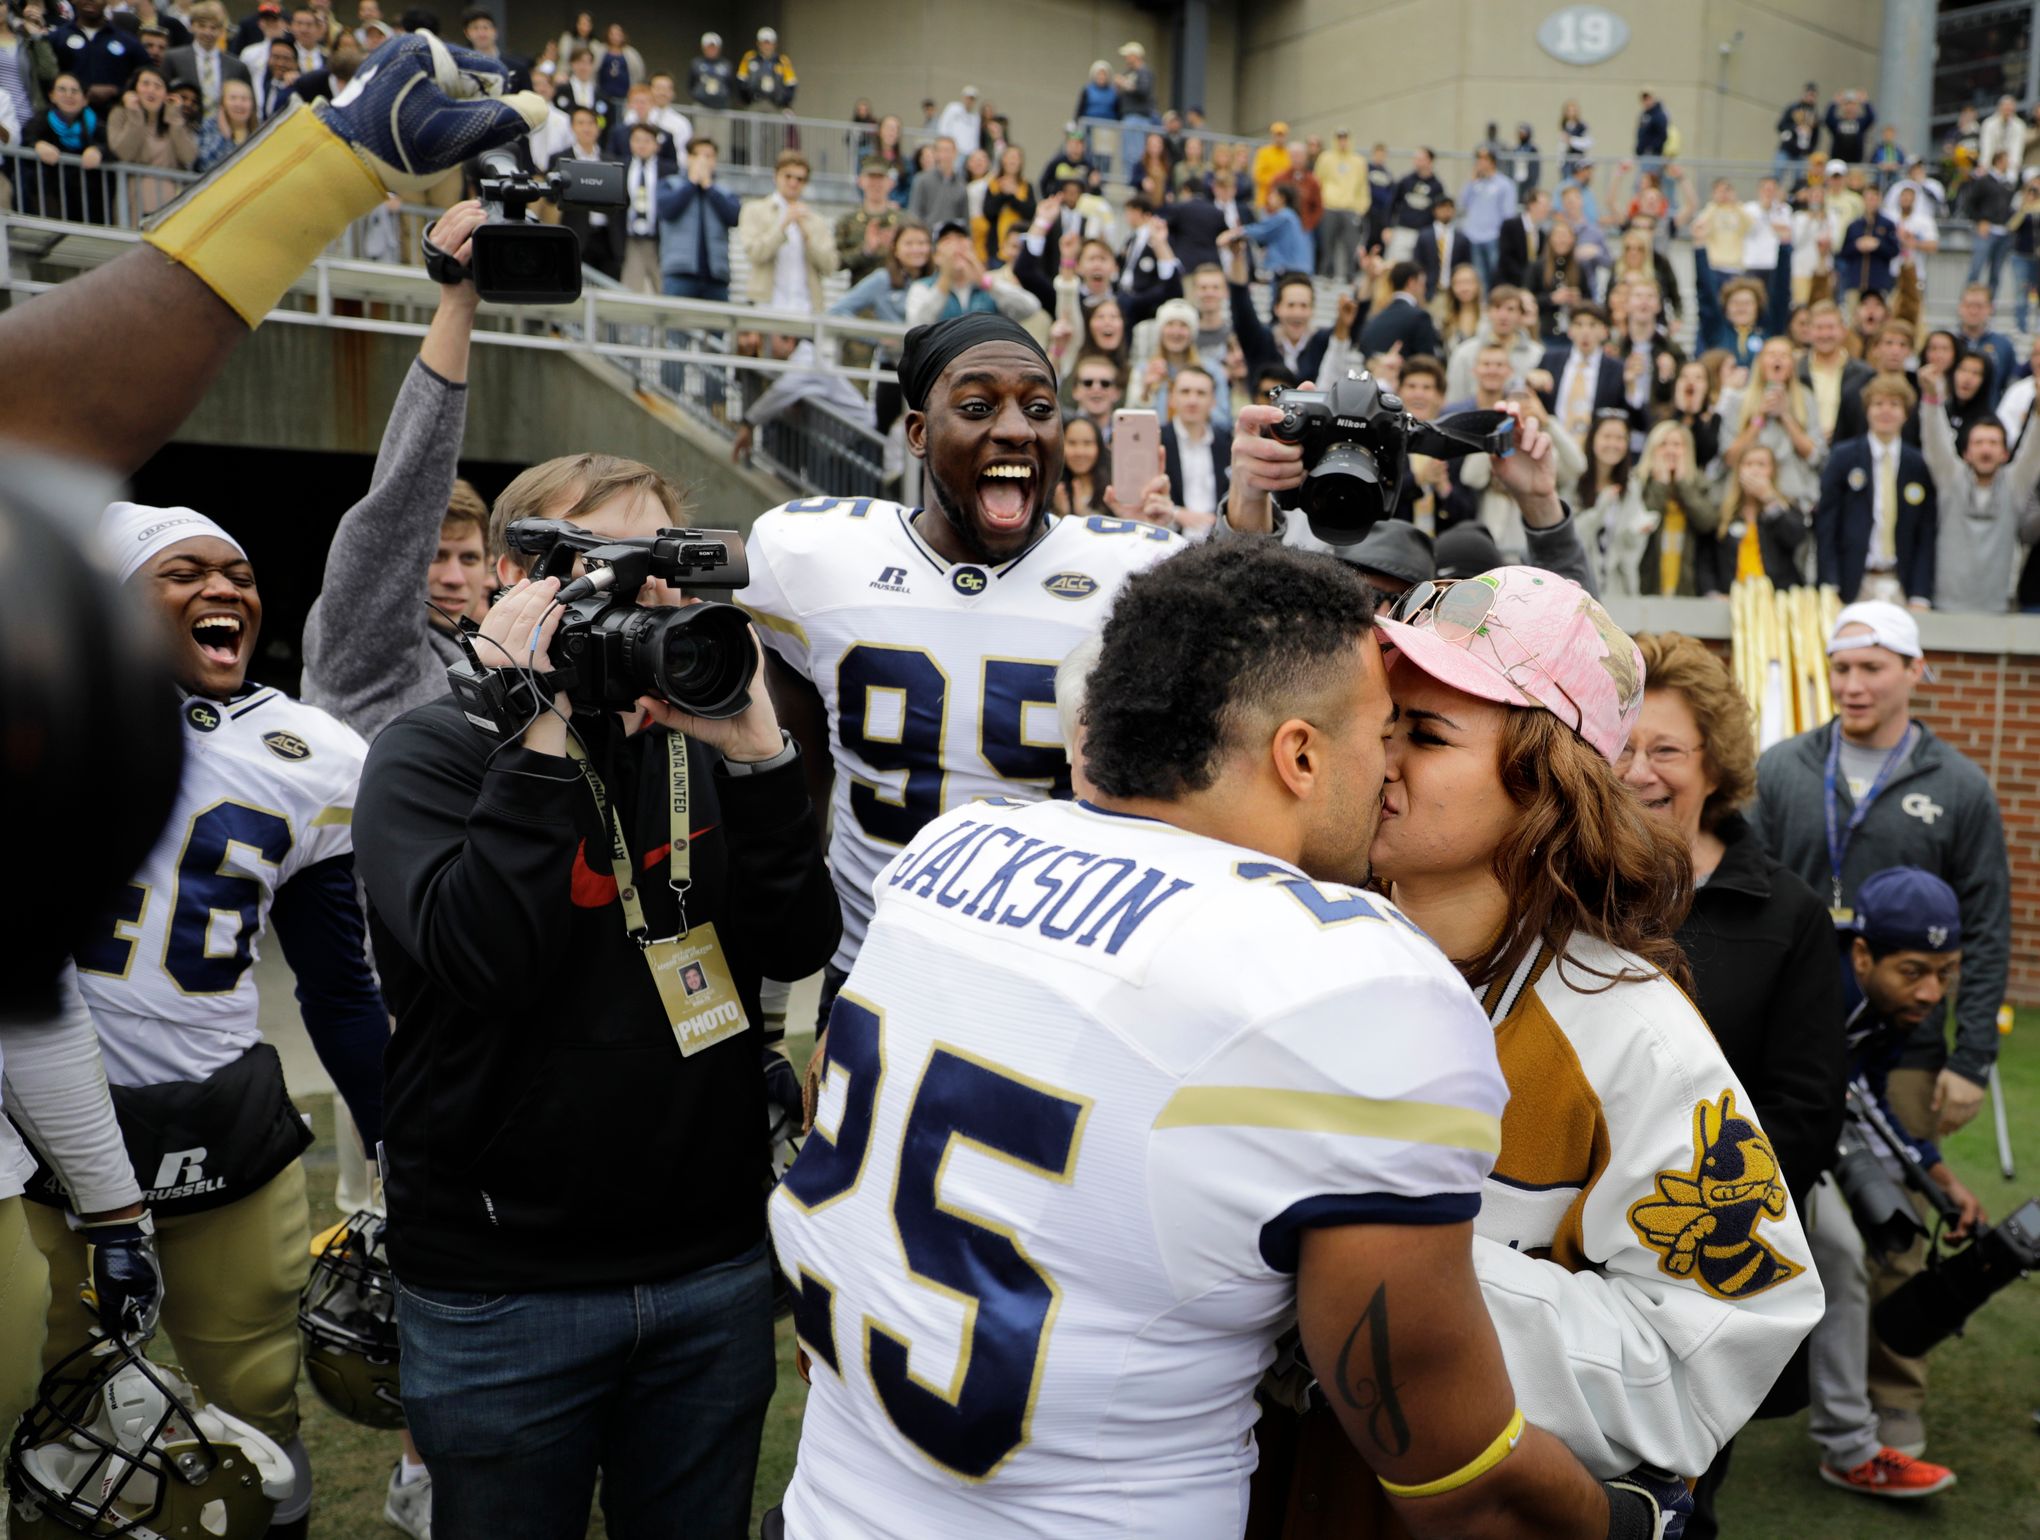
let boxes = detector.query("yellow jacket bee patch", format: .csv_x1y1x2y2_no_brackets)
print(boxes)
1626,1089,1802,1300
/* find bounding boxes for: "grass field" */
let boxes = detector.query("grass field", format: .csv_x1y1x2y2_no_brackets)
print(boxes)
108,1019,2040,1540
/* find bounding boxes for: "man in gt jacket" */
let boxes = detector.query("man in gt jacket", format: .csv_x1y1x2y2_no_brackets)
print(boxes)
1751,600,2009,1458
354,452,841,1540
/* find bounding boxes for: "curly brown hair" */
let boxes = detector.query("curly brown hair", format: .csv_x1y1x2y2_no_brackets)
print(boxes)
1457,708,1695,996
1633,631,1757,833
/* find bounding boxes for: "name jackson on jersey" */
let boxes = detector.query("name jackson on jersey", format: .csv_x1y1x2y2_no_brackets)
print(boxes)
735,497,1182,971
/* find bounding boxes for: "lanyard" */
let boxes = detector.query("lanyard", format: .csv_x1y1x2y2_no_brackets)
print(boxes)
1823,721,1917,909
565,732,691,944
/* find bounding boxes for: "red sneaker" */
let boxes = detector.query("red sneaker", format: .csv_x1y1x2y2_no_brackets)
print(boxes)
1819,1447,1957,1499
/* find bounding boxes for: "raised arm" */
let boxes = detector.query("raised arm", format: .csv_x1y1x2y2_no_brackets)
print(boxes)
0,34,543,476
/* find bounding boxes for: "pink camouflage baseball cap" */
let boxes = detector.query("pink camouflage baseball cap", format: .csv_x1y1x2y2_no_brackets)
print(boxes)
1373,566,1645,764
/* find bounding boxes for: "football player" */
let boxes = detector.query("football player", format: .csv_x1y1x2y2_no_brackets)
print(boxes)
768,539,1665,1539
22,503,393,1540
735,312,1184,1083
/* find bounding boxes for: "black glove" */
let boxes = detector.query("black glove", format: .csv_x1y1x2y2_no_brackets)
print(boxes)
1605,1466,1690,1540
765,1048,803,1176
79,1213,163,1342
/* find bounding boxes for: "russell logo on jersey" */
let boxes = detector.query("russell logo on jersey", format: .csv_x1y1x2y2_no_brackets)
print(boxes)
870,566,911,593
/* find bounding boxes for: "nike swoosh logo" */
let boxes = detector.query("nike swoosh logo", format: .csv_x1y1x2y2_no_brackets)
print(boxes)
570,826,719,907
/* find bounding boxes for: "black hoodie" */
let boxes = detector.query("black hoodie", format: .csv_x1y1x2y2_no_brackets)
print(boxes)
355,696,840,1291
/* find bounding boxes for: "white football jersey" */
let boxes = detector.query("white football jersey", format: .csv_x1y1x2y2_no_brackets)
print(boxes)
736,498,1183,971
73,688,367,1088
769,798,1506,1539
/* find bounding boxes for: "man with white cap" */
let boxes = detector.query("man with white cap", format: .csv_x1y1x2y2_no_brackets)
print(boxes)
26,502,393,1540
934,82,980,159
688,30,733,112
1752,599,2010,1461
1113,39,1155,177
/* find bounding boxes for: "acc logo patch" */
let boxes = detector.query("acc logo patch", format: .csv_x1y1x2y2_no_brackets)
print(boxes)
1042,571,1099,600
262,731,313,763
185,700,221,732
950,566,989,597
1904,481,1926,506
1626,1089,1802,1300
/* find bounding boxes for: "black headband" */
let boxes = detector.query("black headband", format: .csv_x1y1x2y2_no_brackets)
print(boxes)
898,313,1053,413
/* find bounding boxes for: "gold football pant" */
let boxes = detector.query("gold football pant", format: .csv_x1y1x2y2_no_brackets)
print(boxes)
0,1195,52,1443
27,1160,312,1443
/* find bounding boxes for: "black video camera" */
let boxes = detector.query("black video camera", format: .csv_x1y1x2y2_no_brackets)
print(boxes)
448,519,755,731
1267,373,1516,545
460,151,625,304
1840,1082,2040,1357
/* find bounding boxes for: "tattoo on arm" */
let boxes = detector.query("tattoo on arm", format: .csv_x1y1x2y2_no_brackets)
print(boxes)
1333,1281,1412,1457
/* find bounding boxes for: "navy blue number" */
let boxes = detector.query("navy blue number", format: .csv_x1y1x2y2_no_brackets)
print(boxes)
979,660,1071,799
869,1048,1088,1479
1236,860,1382,926
76,882,148,978
838,644,949,846
1083,515,1173,543
164,803,294,994
782,496,873,518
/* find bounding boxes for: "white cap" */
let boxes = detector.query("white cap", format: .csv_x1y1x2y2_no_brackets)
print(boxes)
962,84,978,97
1825,157,1847,175
1119,40,1145,55
701,31,719,46
757,26,776,42
1827,600,1923,659
98,502,245,586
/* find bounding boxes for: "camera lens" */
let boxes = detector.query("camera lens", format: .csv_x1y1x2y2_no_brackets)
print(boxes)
1301,444,1388,546
628,602,753,720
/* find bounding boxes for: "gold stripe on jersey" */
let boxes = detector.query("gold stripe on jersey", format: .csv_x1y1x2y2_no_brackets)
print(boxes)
735,601,811,648
310,806,352,827
1154,1086,1502,1155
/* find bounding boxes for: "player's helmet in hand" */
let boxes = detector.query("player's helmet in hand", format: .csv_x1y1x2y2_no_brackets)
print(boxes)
299,1209,405,1429
6,1336,294,1539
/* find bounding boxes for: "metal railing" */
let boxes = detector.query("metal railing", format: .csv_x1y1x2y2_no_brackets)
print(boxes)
0,206,901,499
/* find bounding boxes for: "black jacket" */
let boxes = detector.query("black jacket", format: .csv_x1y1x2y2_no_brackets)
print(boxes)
1494,213,1538,288
1815,435,1936,602
1414,224,1474,297
356,698,841,1292
1677,816,1846,1206
1164,196,1231,272
1356,293,1441,361
1163,421,1232,511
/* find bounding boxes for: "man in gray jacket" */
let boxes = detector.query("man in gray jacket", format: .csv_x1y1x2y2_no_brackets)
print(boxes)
1916,356,2040,611
1751,599,2010,1458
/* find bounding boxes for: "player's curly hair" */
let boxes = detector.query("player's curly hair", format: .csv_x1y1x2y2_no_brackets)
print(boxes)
1081,540,1376,800
1463,709,1695,996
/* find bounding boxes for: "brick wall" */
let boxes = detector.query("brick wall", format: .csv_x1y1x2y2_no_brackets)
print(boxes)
1910,652,2040,1005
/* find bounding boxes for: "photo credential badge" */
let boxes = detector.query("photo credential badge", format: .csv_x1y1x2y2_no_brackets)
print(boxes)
644,921,750,1056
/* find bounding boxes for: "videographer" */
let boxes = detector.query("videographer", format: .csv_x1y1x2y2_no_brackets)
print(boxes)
352,455,840,1540
1803,867,1976,1501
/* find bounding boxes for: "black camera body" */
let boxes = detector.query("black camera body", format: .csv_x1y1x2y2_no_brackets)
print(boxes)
502,517,755,719
1266,374,1515,546
469,152,626,304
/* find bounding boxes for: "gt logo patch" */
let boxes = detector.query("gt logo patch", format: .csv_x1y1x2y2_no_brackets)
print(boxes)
185,700,221,732
263,731,313,762
1626,1089,1802,1300
1042,571,1099,600
1901,792,1943,824
951,566,989,596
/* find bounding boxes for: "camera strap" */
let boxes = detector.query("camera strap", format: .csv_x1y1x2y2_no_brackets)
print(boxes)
1823,721,1918,921
565,731,692,944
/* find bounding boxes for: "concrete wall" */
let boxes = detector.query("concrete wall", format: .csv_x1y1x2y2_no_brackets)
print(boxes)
1230,0,1882,166
168,321,787,532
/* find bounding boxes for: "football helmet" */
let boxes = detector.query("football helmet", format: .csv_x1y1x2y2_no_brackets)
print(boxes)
299,1210,404,1430
6,1335,293,1539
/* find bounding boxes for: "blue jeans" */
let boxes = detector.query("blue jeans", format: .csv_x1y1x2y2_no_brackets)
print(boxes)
397,1240,776,1540
662,274,730,302
1469,237,1502,290
1966,231,2011,298
1119,113,1156,182
2017,253,2040,332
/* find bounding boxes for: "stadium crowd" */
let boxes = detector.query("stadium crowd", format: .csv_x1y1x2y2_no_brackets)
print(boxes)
0,16,2029,1540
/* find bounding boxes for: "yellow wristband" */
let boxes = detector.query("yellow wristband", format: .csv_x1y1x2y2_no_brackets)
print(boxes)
143,100,385,328
1378,1406,1526,1499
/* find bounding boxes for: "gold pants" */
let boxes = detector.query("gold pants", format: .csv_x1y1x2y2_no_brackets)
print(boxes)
27,1161,312,1443
0,1195,52,1443
1866,1066,1936,1414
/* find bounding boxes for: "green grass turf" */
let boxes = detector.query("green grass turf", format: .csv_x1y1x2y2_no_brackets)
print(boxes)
272,1024,2040,1539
